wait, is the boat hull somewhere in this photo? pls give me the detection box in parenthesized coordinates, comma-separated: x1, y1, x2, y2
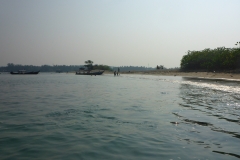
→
(76, 70, 104, 75)
(10, 71, 40, 75)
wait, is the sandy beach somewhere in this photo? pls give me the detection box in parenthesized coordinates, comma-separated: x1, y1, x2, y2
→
(105, 70, 240, 81)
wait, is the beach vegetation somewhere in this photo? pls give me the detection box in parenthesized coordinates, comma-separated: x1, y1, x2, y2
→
(180, 47, 240, 71)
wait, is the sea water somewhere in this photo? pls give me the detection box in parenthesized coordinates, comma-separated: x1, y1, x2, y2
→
(0, 73, 240, 160)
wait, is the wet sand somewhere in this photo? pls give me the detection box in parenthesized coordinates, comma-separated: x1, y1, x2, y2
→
(105, 70, 240, 81)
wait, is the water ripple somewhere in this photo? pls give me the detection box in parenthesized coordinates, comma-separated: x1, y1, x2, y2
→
(1, 74, 240, 159)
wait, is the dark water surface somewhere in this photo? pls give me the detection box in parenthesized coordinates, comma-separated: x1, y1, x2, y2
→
(0, 73, 240, 160)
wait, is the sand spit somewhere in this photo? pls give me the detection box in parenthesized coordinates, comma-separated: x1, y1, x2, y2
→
(105, 70, 240, 81)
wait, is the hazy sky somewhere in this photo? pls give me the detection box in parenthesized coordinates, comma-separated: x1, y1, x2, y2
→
(0, 0, 239, 68)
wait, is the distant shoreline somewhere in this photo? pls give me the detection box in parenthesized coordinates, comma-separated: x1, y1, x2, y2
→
(105, 70, 240, 81)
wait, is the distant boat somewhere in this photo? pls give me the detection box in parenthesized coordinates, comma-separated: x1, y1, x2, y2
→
(10, 70, 40, 75)
(76, 70, 104, 76)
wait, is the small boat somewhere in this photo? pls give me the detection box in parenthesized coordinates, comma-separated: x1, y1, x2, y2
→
(76, 70, 104, 76)
(10, 70, 40, 75)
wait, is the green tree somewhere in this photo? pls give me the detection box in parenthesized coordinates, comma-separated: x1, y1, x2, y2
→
(180, 47, 240, 71)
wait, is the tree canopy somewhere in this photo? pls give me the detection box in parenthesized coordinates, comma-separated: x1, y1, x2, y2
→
(180, 47, 240, 71)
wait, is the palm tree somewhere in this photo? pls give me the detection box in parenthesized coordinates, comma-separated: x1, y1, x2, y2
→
(85, 60, 93, 65)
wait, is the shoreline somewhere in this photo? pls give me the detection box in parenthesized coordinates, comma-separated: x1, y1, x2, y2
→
(105, 70, 240, 81)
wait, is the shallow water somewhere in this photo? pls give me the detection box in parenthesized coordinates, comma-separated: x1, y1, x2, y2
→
(0, 73, 240, 159)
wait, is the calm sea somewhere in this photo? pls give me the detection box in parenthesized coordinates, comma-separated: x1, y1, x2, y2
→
(0, 73, 240, 160)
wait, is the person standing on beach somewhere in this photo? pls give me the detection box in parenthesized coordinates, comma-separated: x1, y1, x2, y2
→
(114, 71, 116, 76)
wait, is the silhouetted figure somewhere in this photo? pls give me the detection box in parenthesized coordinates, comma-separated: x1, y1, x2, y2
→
(114, 71, 116, 76)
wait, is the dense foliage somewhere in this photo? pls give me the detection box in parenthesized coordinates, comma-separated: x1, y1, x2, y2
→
(180, 47, 240, 71)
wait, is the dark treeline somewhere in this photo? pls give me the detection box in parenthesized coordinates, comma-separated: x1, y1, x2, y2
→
(112, 66, 155, 72)
(0, 63, 111, 72)
(181, 47, 240, 71)
(0, 63, 154, 72)
(1, 63, 81, 72)
(0, 63, 112, 72)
